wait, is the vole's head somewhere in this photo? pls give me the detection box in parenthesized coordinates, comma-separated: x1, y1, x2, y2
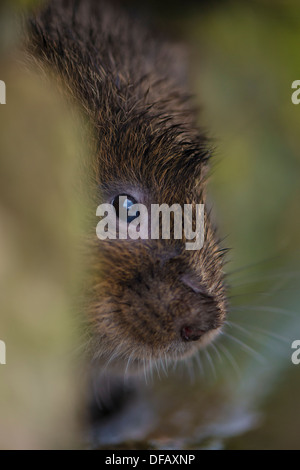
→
(87, 100, 227, 373)
(27, 0, 227, 372)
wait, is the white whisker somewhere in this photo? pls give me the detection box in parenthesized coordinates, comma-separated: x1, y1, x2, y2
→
(227, 320, 289, 344)
(218, 342, 241, 378)
(230, 305, 297, 318)
(194, 351, 204, 377)
(221, 331, 266, 364)
(204, 349, 217, 379)
(210, 342, 223, 364)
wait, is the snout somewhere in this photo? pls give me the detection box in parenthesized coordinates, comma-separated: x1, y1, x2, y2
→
(178, 287, 224, 343)
(102, 243, 227, 360)
(180, 325, 207, 342)
(118, 271, 224, 351)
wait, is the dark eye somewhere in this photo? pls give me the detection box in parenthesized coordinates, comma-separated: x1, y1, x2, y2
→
(112, 194, 140, 223)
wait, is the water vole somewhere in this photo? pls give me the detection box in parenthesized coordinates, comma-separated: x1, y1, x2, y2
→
(27, 0, 227, 376)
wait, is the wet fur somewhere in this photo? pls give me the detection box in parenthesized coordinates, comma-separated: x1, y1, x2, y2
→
(26, 0, 227, 375)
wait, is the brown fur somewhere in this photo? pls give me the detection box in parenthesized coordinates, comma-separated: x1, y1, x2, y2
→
(26, 0, 227, 374)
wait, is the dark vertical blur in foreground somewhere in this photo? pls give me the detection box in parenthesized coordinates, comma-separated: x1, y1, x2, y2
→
(0, 0, 300, 449)
(0, 0, 89, 449)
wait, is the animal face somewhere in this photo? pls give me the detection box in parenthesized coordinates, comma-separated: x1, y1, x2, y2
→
(87, 118, 227, 372)
(27, 0, 228, 374)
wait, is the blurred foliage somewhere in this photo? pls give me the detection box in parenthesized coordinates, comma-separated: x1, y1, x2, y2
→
(1, 0, 300, 450)
(0, 54, 90, 448)
(1, 0, 43, 9)
(187, 0, 300, 450)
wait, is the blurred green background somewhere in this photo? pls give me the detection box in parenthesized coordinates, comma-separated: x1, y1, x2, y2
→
(194, 0, 300, 449)
(1, 0, 300, 450)
(117, 0, 300, 450)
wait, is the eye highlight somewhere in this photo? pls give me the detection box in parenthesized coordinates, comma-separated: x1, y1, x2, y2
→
(112, 194, 140, 223)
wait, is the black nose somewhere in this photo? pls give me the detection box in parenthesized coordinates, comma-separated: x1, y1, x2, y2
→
(181, 325, 206, 342)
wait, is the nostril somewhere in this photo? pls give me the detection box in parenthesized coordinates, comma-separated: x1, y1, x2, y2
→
(181, 325, 206, 342)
